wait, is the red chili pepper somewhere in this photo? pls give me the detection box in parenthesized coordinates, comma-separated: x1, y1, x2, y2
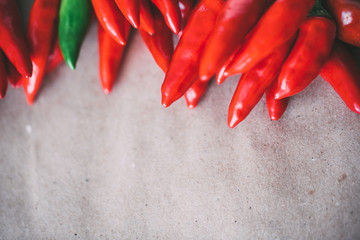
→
(6, 61, 22, 88)
(198, 0, 268, 81)
(45, 37, 64, 74)
(115, 0, 140, 28)
(222, 0, 316, 78)
(324, 0, 360, 47)
(184, 79, 208, 109)
(0, 0, 32, 78)
(22, 0, 60, 105)
(178, 0, 195, 37)
(266, 81, 289, 120)
(320, 41, 360, 114)
(139, 0, 155, 35)
(161, 0, 224, 107)
(92, 0, 129, 45)
(0, 52, 8, 99)
(139, 8, 174, 73)
(228, 37, 294, 128)
(150, 0, 182, 34)
(98, 22, 130, 94)
(274, 16, 336, 99)
(216, 54, 237, 85)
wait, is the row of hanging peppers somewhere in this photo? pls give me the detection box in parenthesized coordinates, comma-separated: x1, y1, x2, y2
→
(0, 0, 359, 128)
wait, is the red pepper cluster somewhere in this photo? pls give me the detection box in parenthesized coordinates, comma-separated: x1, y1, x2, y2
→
(162, 0, 360, 128)
(0, 0, 359, 128)
(0, 0, 62, 104)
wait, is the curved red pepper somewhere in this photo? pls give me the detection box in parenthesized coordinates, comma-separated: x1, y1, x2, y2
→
(184, 79, 208, 109)
(98, 22, 130, 94)
(6, 61, 22, 88)
(320, 41, 360, 114)
(92, 0, 129, 45)
(22, 0, 60, 105)
(324, 0, 360, 47)
(266, 81, 289, 120)
(0, 52, 8, 99)
(223, 0, 316, 78)
(161, 0, 223, 107)
(0, 0, 32, 78)
(227, 37, 294, 128)
(139, 0, 155, 35)
(150, 0, 182, 34)
(274, 16, 336, 99)
(115, 0, 140, 28)
(199, 0, 268, 81)
(45, 37, 64, 74)
(216, 54, 237, 85)
(139, 9, 174, 73)
(178, 0, 195, 37)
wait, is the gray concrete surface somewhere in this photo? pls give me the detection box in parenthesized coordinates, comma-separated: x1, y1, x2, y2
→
(0, 2, 360, 239)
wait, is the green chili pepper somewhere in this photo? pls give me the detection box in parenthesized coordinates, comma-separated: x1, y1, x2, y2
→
(59, 0, 91, 70)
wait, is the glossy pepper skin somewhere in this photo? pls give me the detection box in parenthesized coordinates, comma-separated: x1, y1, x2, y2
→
(266, 81, 289, 120)
(92, 0, 129, 45)
(161, 0, 224, 107)
(274, 16, 336, 99)
(98, 22, 130, 94)
(178, 0, 195, 37)
(184, 79, 209, 109)
(22, 0, 60, 105)
(199, 0, 268, 81)
(7, 61, 22, 88)
(324, 0, 360, 47)
(222, 0, 316, 77)
(0, 0, 32, 78)
(320, 41, 360, 114)
(115, 0, 140, 28)
(139, 9, 174, 73)
(46, 37, 64, 74)
(139, 0, 155, 35)
(59, 0, 92, 70)
(150, 0, 182, 34)
(227, 38, 294, 128)
(0, 52, 8, 98)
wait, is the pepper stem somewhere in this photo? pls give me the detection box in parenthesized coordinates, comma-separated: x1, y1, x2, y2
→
(309, 0, 332, 18)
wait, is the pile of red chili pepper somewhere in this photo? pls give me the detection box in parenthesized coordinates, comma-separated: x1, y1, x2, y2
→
(0, 0, 359, 127)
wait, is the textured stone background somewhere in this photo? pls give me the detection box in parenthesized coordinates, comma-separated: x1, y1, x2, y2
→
(0, 1, 359, 239)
